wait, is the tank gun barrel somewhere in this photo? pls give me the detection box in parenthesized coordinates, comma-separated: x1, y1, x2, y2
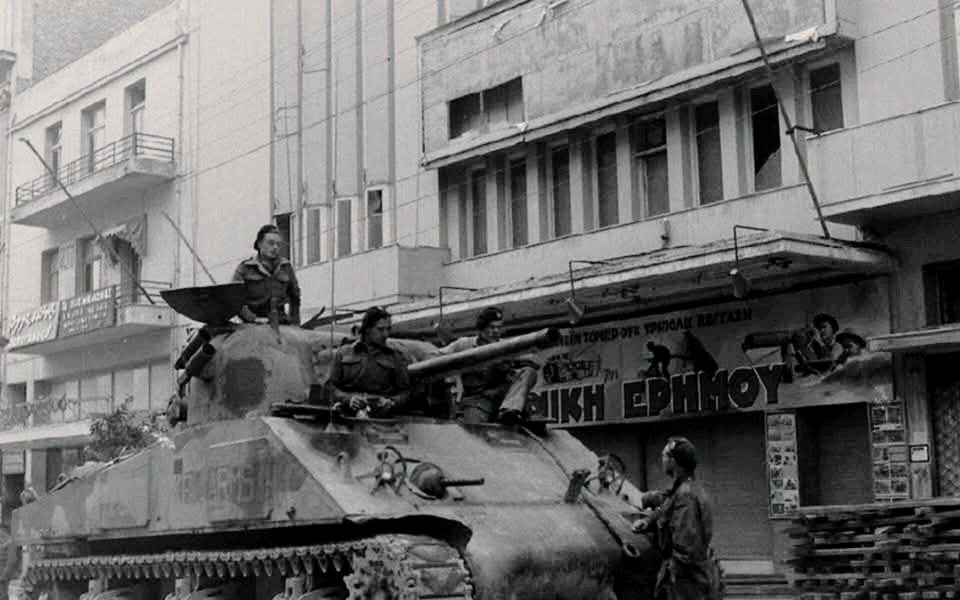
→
(406, 328, 560, 380)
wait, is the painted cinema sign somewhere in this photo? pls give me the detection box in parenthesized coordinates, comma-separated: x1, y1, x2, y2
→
(529, 280, 892, 425)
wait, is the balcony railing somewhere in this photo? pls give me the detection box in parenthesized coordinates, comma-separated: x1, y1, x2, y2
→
(0, 395, 123, 430)
(15, 132, 175, 206)
(114, 279, 172, 308)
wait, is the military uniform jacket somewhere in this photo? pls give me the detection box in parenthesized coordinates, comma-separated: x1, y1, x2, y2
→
(232, 256, 301, 324)
(324, 341, 411, 410)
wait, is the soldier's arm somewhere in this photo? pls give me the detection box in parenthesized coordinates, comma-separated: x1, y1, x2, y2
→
(232, 264, 257, 323)
(323, 350, 353, 405)
(384, 356, 412, 413)
(286, 266, 302, 326)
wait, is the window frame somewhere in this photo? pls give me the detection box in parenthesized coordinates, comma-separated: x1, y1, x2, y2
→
(125, 79, 146, 136)
(631, 114, 670, 219)
(745, 82, 783, 193)
(466, 163, 488, 257)
(40, 248, 60, 303)
(81, 100, 107, 173)
(591, 124, 620, 229)
(805, 59, 845, 134)
(506, 151, 528, 248)
(76, 236, 103, 295)
(365, 186, 387, 251)
(546, 139, 572, 239)
(691, 98, 725, 206)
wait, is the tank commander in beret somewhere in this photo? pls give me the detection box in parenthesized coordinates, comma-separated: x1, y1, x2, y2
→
(233, 224, 301, 326)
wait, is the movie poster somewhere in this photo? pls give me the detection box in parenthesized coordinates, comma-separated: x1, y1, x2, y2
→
(767, 412, 800, 516)
(527, 279, 893, 425)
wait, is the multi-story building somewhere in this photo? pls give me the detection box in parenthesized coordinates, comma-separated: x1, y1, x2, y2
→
(0, 0, 471, 522)
(0, 0, 280, 513)
(391, 0, 960, 582)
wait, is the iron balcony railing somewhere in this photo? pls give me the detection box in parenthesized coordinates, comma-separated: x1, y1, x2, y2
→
(114, 279, 172, 308)
(0, 395, 121, 429)
(15, 132, 175, 206)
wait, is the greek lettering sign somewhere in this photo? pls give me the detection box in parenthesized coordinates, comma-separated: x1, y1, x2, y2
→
(7, 302, 60, 349)
(529, 279, 893, 425)
(59, 287, 116, 338)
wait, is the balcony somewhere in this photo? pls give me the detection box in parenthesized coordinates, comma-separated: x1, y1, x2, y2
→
(0, 396, 132, 451)
(297, 244, 450, 308)
(809, 101, 960, 226)
(12, 133, 175, 228)
(6, 280, 175, 355)
(391, 188, 894, 333)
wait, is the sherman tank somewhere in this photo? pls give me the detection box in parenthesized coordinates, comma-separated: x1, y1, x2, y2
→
(11, 284, 660, 600)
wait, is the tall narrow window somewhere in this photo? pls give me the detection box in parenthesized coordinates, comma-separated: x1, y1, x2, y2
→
(336, 199, 352, 258)
(810, 63, 843, 133)
(751, 85, 781, 191)
(634, 118, 669, 217)
(41, 249, 59, 303)
(596, 131, 619, 228)
(82, 101, 106, 173)
(470, 169, 487, 256)
(275, 213, 292, 261)
(508, 158, 527, 247)
(77, 238, 102, 294)
(126, 79, 146, 136)
(695, 102, 724, 205)
(45, 122, 62, 178)
(551, 145, 571, 237)
(367, 189, 384, 250)
(305, 207, 323, 264)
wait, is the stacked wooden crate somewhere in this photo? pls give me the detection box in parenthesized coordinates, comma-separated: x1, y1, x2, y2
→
(790, 499, 960, 599)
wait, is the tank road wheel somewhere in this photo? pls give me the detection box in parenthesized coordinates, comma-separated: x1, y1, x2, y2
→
(25, 535, 472, 600)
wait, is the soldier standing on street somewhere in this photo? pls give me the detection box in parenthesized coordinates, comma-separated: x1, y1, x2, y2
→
(233, 224, 302, 326)
(324, 307, 411, 418)
(633, 437, 723, 600)
(437, 306, 541, 424)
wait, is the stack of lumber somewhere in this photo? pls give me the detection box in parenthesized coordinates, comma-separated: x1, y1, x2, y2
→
(790, 499, 960, 599)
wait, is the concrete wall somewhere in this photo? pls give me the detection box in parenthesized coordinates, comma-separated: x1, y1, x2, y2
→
(28, 0, 176, 84)
(420, 0, 835, 155)
(189, 0, 270, 287)
(269, 0, 444, 310)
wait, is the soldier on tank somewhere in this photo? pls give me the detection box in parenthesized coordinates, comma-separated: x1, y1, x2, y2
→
(324, 307, 411, 418)
(232, 224, 302, 326)
(435, 306, 541, 424)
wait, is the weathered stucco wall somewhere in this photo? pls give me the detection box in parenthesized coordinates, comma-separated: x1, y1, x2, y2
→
(420, 0, 832, 154)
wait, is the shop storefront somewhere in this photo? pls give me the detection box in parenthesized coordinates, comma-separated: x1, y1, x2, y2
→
(530, 278, 901, 572)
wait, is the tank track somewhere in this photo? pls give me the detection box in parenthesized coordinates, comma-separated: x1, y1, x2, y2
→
(24, 534, 473, 599)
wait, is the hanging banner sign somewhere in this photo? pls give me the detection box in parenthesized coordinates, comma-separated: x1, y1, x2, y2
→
(6, 301, 60, 349)
(528, 279, 893, 425)
(59, 287, 116, 338)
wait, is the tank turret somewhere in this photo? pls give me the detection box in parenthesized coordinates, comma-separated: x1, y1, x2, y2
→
(12, 285, 661, 599)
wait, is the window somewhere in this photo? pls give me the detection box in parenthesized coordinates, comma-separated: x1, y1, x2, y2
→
(336, 198, 352, 257)
(809, 63, 843, 133)
(551, 145, 571, 238)
(924, 260, 960, 325)
(449, 94, 482, 139)
(77, 237, 102, 294)
(695, 101, 723, 205)
(595, 131, 619, 228)
(126, 79, 146, 136)
(470, 168, 487, 256)
(508, 157, 528, 247)
(750, 85, 781, 191)
(448, 78, 523, 139)
(305, 207, 323, 264)
(275, 213, 292, 261)
(366, 189, 384, 250)
(82, 101, 106, 173)
(44, 122, 62, 177)
(633, 118, 669, 217)
(41, 248, 59, 303)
